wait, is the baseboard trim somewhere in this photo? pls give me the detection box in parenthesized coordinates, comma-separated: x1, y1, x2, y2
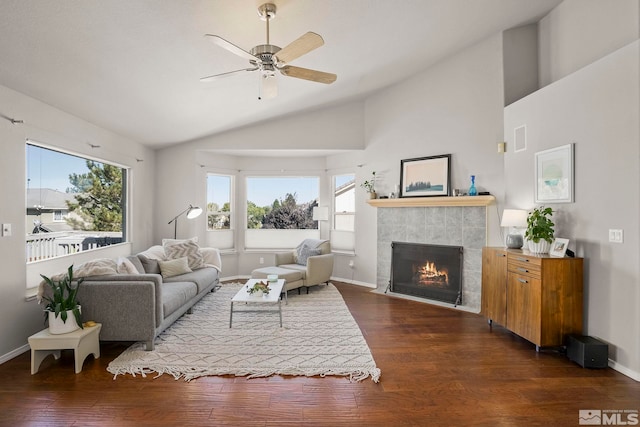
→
(608, 359, 640, 382)
(0, 343, 29, 365)
(330, 276, 375, 288)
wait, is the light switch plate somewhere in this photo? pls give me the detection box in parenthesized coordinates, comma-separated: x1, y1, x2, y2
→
(2, 223, 11, 237)
(609, 229, 623, 243)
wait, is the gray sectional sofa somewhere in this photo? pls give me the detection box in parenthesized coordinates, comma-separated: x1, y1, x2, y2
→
(75, 245, 220, 350)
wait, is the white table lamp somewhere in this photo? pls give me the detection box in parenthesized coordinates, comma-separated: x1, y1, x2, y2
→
(501, 209, 528, 249)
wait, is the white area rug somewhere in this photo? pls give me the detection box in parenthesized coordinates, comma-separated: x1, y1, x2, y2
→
(107, 283, 380, 382)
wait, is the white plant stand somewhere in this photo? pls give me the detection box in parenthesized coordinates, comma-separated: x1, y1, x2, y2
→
(28, 323, 101, 374)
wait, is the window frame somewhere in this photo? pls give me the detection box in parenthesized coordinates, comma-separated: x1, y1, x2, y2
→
(25, 140, 129, 264)
(244, 174, 321, 249)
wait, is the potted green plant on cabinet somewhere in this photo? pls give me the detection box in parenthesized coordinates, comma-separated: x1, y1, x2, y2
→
(524, 206, 555, 254)
(38, 265, 84, 334)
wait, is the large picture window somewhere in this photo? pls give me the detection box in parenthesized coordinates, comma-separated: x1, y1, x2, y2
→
(245, 176, 319, 249)
(26, 142, 127, 262)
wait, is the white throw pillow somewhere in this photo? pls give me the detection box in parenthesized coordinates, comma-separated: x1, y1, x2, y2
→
(163, 239, 205, 270)
(116, 257, 139, 275)
(74, 258, 119, 277)
(158, 257, 192, 279)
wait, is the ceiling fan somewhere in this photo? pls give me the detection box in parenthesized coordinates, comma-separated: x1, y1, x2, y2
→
(201, 3, 337, 99)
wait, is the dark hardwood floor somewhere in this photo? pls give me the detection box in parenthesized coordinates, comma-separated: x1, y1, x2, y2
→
(1, 281, 638, 426)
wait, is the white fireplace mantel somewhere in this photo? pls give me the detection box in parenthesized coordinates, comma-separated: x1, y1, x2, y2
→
(366, 195, 495, 208)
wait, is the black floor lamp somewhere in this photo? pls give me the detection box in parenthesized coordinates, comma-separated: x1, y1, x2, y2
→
(168, 204, 203, 239)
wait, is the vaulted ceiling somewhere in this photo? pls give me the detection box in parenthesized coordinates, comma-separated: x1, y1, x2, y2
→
(0, 0, 561, 147)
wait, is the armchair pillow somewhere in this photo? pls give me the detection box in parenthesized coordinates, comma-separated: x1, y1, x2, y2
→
(297, 245, 321, 266)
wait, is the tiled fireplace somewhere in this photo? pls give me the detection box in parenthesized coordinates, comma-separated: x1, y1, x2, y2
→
(375, 203, 488, 312)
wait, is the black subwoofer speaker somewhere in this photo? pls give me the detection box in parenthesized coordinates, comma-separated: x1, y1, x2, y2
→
(567, 335, 608, 369)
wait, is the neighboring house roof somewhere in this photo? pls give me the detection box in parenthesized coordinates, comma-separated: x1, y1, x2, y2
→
(26, 188, 77, 210)
(335, 180, 355, 197)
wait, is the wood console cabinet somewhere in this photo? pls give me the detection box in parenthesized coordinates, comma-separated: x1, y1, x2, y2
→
(481, 247, 583, 349)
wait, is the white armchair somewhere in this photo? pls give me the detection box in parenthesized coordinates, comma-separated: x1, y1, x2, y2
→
(275, 240, 334, 291)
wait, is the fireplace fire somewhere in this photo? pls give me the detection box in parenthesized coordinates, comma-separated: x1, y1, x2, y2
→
(390, 241, 463, 305)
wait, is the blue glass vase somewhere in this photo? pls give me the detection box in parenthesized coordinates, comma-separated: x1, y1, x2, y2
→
(469, 175, 477, 196)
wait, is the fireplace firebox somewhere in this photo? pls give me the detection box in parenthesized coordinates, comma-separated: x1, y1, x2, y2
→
(390, 241, 463, 305)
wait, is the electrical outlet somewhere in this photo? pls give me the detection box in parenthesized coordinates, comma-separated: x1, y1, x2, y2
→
(608, 229, 623, 243)
(348, 260, 354, 268)
(259, 257, 264, 265)
(2, 223, 11, 237)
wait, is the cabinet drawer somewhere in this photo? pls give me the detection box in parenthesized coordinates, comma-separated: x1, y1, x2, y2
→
(508, 254, 541, 278)
(508, 261, 541, 278)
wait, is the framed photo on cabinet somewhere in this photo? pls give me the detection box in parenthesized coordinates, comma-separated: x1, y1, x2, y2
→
(550, 238, 570, 257)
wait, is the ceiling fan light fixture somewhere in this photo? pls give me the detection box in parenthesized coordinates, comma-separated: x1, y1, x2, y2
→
(260, 73, 278, 99)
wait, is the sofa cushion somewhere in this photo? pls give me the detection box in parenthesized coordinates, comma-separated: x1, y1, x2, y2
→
(138, 255, 161, 274)
(164, 267, 219, 293)
(158, 257, 192, 279)
(163, 240, 205, 270)
(277, 263, 307, 279)
(162, 281, 197, 317)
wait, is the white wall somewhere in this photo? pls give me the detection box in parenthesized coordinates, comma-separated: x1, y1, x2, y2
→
(505, 1, 640, 379)
(538, 0, 639, 86)
(0, 84, 155, 359)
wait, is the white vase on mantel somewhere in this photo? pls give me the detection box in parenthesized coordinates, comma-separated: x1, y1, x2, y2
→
(47, 308, 81, 334)
(528, 239, 551, 254)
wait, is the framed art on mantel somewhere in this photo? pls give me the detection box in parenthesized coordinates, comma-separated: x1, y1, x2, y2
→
(535, 143, 574, 203)
(400, 154, 451, 197)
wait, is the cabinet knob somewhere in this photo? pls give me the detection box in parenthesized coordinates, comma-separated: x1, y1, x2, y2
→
(516, 257, 530, 262)
(518, 267, 529, 273)
(518, 278, 528, 284)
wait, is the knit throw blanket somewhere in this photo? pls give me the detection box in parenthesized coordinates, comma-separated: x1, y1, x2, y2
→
(107, 283, 380, 382)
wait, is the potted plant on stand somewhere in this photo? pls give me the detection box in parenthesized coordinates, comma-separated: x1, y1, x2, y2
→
(361, 171, 377, 199)
(38, 265, 84, 334)
(524, 206, 555, 254)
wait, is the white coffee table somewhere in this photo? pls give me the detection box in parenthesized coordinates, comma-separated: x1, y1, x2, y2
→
(229, 279, 285, 328)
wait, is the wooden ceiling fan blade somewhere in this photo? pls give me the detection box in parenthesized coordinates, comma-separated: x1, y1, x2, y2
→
(204, 34, 260, 62)
(274, 32, 324, 64)
(200, 67, 259, 82)
(279, 65, 337, 84)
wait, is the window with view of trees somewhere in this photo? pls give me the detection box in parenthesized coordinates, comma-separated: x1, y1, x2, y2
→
(207, 174, 232, 230)
(245, 176, 319, 249)
(25, 142, 127, 262)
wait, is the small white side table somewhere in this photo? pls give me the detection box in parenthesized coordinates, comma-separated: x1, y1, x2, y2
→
(28, 323, 101, 374)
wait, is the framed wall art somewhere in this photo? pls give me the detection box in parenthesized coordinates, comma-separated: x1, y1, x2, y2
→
(535, 143, 574, 203)
(400, 154, 451, 197)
